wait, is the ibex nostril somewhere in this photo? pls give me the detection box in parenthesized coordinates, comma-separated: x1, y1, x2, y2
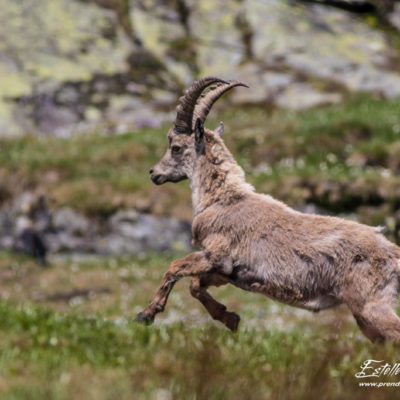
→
(149, 168, 154, 174)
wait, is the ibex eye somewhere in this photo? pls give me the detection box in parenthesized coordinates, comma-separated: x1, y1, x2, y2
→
(171, 145, 181, 153)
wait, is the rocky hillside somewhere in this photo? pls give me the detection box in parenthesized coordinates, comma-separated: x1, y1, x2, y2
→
(2, 0, 400, 136)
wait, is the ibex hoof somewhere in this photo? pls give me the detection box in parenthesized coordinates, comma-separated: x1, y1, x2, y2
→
(224, 311, 240, 332)
(135, 312, 154, 325)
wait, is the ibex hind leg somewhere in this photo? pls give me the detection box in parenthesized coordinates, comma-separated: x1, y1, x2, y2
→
(345, 281, 400, 343)
(190, 274, 240, 332)
(353, 304, 400, 343)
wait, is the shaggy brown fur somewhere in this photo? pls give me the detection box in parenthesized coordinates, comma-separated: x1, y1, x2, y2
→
(137, 79, 400, 343)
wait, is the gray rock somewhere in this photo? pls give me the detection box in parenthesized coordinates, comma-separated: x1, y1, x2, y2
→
(52, 207, 90, 236)
(262, 72, 294, 94)
(36, 104, 79, 137)
(340, 66, 400, 98)
(11, 192, 36, 215)
(231, 64, 268, 104)
(249, 0, 400, 98)
(95, 233, 144, 256)
(104, 210, 192, 255)
(295, 204, 332, 216)
(389, 3, 400, 31)
(0, 203, 192, 256)
(275, 83, 342, 110)
(0, 196, 192, 256)
(45, 231, 95, 254)
(3, 0, 400, 136)
(106, 96, 167, 133)
(0, 210, 14, 237)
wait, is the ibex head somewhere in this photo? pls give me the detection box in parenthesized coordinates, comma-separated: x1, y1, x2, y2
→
(149, 77, 248, 185)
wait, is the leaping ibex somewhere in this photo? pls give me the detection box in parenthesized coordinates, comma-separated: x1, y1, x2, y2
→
(136, 76, 400, 342)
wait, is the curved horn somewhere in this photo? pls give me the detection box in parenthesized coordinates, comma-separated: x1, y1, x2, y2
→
(192, 80, 249, 128)
(174, 76, 229, 134)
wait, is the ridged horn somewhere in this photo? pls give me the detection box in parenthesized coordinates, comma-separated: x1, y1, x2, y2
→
(174, 77, 229, 134)
(192, 80, 249, 128)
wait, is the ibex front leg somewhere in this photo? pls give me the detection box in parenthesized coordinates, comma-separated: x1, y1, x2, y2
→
(136, 252, 213, 324)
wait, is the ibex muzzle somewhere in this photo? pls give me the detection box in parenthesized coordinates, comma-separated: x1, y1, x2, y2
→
(138, 76, 400, 344)
(149, 127, 194, 185)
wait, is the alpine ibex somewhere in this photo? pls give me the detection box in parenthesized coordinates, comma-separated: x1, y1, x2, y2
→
(136, 76, 400, 343)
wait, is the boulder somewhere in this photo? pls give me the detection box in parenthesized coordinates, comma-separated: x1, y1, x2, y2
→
(275, 83, 342, 110)
(2, 0, 400, 135)
(52, 207, 90, 236)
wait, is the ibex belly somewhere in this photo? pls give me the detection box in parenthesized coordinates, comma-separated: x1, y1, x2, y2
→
(227, 264, 342, 312)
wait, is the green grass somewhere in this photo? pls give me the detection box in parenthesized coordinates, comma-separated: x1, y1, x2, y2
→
(0, 127, 177, 216)
(0, 251, 400, 399)
(1, 94, 400, 226)
(2, 96, 400, 397)
(0, 301, 397, 400)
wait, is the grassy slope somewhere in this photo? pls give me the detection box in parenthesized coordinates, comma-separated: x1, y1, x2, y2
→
(0, 251, 399, 400)
(1, 96, 400, 398)
(1, 95, 400, 225)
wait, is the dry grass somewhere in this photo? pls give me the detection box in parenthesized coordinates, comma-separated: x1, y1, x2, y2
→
(0, 251, 399, 399)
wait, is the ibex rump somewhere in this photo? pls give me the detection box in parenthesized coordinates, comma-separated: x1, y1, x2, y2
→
(136, 77, 400, 342)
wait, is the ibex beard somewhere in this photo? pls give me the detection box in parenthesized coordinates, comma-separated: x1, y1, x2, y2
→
(136, 76, 400, 343)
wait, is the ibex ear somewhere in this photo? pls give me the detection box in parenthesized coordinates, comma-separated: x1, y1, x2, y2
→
(215, 121, 224, 137)
(194, 118, 205, 154)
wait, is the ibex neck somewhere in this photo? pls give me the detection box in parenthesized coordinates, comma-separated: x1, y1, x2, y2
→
(190, 156, 254, 216)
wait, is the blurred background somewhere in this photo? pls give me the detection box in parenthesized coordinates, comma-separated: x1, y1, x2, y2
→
(1, 1, 400, 399)
(2, 0, 400, 259)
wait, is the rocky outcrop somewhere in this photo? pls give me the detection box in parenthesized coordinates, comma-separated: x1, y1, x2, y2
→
(0, 193, 192, 257)
(2, 0, 400, 136)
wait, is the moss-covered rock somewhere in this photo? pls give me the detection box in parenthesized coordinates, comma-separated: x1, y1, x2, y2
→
(2, 0, 400, 135)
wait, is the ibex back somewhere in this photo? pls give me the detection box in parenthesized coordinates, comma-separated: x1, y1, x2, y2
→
(136, 77, 400, 343)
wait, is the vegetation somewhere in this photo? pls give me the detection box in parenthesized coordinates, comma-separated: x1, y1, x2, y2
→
(2, 95, 400, 398)
(1, 95, 400, 231)
(0, 250, 399, 400)
(2, 1, 400, 398)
